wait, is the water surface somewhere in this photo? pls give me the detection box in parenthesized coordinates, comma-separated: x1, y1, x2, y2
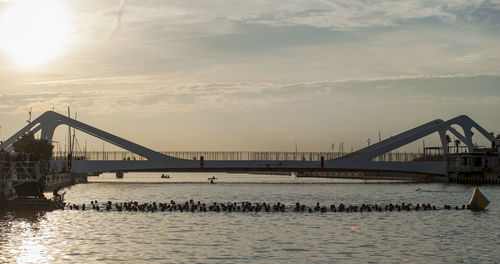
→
(1, 173, 499, 263)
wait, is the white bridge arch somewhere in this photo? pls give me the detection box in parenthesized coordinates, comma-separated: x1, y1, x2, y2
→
(3, 111, 499, 176)
(3, 111, 176, 161)
(342, 115, 498, 162)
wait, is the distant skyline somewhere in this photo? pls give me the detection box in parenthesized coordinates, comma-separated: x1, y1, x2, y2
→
(1, 0, 499, 152)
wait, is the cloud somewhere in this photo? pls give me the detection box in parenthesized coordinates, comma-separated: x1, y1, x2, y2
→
(102, 0, 126, 41)
(3, 72, 499, 151)
(72, 0, 496, 48)
(109, 0, 492, 32)
(454, 53, 485, 63)
(5, 0, 493, 87)
(245, 1, 456, 29)
(0, 73, 495, 117)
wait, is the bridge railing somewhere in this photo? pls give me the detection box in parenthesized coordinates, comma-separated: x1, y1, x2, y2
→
(373, 152, 444, 162)
(53, 151, 434, 162)
(53, 151, 347, 161)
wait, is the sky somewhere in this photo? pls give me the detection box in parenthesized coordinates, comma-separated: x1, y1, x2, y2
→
(0, 0, 499, 153)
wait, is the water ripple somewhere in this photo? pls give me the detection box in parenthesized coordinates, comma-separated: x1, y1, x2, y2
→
(1, 177, 499, 263)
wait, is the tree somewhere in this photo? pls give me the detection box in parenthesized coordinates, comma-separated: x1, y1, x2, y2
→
(445, 134, 451, 153)
(454, 139, 461, 153)
(12, 133, 53, 161)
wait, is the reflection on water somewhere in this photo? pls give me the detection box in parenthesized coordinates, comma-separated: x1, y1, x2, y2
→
(0, 209, 47, 222)
(0, 173, 499, 263)
(0, 210, 52, 263)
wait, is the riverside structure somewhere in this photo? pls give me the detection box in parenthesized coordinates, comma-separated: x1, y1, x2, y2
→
(0, 158, 87, 208)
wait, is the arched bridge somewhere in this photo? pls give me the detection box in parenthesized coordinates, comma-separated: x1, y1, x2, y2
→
(3, 111, 499, 177)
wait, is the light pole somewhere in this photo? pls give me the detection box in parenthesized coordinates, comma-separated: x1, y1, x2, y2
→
(294, 141, 297, 160)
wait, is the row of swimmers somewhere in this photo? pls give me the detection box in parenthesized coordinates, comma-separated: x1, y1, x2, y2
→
(65, 200, 285, 213)
(298, 202, 470, 213)
(64, 200, 471, 213)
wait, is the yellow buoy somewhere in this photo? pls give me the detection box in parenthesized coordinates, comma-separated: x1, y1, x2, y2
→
(468, 187, 490, 211)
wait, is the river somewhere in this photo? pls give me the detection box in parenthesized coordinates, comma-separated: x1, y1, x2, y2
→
(1, 173, 499, 263)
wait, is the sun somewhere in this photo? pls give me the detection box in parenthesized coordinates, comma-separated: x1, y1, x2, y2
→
(0, 0, 71, 69)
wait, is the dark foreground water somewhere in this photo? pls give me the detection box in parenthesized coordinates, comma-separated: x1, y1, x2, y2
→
(1, 173, 499, 263)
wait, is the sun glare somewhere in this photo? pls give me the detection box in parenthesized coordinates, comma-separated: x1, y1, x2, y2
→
(0, 0, 71, 69)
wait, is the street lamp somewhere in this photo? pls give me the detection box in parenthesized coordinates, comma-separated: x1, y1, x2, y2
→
(293, 141, 298, 160)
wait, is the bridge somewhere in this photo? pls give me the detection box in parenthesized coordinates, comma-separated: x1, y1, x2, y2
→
(3, 111, 499, 178)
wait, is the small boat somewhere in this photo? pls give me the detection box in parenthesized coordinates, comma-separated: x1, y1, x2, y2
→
(468, 187, 490, 210)
(291, 172, 306, 178)
(116, 171, 124, 179)
(208, 176, 217, 184)
(161, 173, 170, 179)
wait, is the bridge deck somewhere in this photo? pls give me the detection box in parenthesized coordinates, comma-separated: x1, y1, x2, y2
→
(54, 150, 433, 162)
